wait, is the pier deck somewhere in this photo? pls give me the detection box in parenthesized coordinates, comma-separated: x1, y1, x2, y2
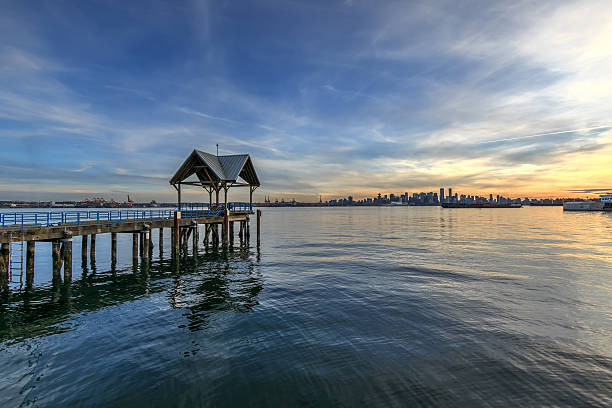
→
(0, 210, 250, 243)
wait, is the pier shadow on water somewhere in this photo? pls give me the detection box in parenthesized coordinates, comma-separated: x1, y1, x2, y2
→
(0, 246, 263, 346)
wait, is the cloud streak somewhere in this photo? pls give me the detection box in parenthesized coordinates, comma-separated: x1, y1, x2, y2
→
(0, 0, 611, 201)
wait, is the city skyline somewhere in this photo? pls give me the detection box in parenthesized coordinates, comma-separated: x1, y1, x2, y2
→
(313, 187, 602, 206)
(1, 185, 609, 207)
(1, 1, 612, 201)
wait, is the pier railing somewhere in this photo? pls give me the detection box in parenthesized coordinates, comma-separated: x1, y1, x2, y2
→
(0, 202, 253, 229)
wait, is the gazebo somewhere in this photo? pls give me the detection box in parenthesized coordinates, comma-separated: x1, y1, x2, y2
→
(169, 149, 260, 211)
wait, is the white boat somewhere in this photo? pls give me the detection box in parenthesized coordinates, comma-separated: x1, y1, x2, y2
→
(601, 194, 612, 211)
(563, 200, 603, 211)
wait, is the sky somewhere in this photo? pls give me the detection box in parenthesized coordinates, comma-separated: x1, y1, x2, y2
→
(1, 0, 611, 203)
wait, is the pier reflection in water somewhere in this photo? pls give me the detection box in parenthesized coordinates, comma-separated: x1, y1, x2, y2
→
(0, 245, 262, 346)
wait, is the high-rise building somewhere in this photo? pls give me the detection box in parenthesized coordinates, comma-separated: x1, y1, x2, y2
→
(448, 188, 452, 200)
(440, 188, 445, 203)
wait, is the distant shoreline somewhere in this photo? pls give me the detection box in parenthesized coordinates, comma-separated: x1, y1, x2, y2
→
(0, 203, 569, 209)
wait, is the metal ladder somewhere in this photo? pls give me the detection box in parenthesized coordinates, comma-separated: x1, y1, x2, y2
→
(9, 240, 24, 287)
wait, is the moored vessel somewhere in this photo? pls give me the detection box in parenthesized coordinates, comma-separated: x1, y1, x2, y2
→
(601, 194, 612, 212)
(563, 200, 604, 211)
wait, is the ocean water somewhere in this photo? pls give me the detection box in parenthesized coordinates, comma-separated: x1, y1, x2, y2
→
(0, 206, 611, 407)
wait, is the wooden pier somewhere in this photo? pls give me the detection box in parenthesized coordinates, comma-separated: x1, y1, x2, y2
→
(0, 149, 263, 292)
(0, 208, 260, 290)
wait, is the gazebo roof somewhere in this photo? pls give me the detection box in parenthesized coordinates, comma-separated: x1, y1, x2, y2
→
(170, 149, 260, 187)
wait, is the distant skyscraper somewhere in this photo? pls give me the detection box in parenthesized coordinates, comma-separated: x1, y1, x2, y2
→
(448, 188, 452, 199)
(440, 188, 445, 203)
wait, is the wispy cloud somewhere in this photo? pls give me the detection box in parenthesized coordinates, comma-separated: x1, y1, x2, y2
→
(476, 125, 612, 145)
(177, 107, 242, 124)
(0, 0, 611, 201)
(104, 85, 157, 101)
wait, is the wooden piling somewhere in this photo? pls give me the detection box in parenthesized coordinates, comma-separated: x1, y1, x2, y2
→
(90, 234, 96, 259)
(62, 238, 72, 282)
(26, 241, 35, 287)
(111, 232, 117, 264)
(192, 225, 198, 253)
(132, 233, 138, 261)
(149, 230, 153, 259)
(142, 230, 150, 259)
(81, 235, 88, 261)
(257, 209, 261, 247)
(183, 228, 192, 250)
(229, 221, 234, 246)
(139, 232, 144, 257)
(174, 211, 181, 253)
(203, 225, 210, 246)
(0, 243, 9, 289)
(52, 240, 62, 282)
(224, 209, 230, 246)
(159, 228, 164, 249)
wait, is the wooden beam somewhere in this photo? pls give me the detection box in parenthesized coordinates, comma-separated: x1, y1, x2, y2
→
(90, 234, 96, 260)
(201, 166, 216, 186)
(173, 211, 181, 253)
(62, 238, 72, 282)
(111, 232, 117, 264)
(257, 209, 261, 247)
(52, 240, 62, 282)
(142, 229, 150, 259)
(132, 233, 138, 262)
(178, 183, 182, 210)
(0, 243, 8, 290)
(26, 241, 35, 288)
(81, 235, 88, 261)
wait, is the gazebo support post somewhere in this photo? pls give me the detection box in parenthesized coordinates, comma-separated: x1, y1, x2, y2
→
(178, 183, 182, 211)
(223, 184, 229, 246)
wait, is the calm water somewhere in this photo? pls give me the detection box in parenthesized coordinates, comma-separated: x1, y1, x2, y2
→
(1, 206, 611, 407)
